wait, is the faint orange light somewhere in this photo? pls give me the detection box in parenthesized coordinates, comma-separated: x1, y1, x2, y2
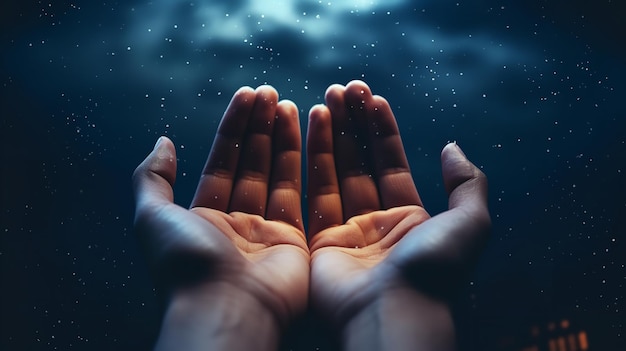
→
(578, 331, 588, 350)
(568, 334, 578, 351)
(560, 319, 570, 329)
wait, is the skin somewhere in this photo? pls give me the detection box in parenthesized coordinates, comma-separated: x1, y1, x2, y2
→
(133, 80, 490, 351)
(307, 81, 491, 350)
(132, 86, 309, 351)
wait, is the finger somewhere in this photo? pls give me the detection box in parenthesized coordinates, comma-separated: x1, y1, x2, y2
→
(266, 100, 303, 230)
(364, 95, 422, 208)
(191, 86, 256, 210)
(327, 81, 380, 219)
(435, 142, 491, 262)
(132, 136, 177, 212)
(441, 143, 489, 219)
(229, 85, 278, 215)
(307, 104, 343, 236)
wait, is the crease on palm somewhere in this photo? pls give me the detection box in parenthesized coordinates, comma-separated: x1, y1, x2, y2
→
(310, 205, 430, 263)
(190, 207, 307, 252)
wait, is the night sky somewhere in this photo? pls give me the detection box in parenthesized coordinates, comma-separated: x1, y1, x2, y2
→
(1, 1, 625, 350)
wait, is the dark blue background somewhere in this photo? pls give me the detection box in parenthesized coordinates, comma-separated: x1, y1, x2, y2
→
(1, 1, 624, 350)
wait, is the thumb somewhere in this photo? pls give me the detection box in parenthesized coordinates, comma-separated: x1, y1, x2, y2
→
(441, 142, 489, 219)
(386, 143, 490, 299)
(132, 136, 177, 209)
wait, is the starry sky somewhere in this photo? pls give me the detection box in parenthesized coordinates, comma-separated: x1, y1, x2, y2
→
(1, 0, 625, 350)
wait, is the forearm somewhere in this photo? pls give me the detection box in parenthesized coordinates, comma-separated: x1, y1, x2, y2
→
(342, 288, 455, 351)
(154, 283, 281, 351)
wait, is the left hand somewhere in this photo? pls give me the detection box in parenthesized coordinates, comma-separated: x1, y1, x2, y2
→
(132, 86, 310, 328)
(306, 81, 490, 333)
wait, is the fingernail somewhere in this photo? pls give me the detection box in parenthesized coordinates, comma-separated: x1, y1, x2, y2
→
(154, 136, 164, 150)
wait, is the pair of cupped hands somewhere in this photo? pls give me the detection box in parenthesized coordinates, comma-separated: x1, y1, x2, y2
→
(132, 80, 490, 350)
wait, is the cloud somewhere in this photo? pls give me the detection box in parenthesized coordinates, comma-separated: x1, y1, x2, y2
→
(129, 0, 530, 85)
(129, 0, 409, 44)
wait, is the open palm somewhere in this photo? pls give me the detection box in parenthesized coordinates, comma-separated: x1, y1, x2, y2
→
(132, 86, 310, 326)
(306, 81, 491, 328)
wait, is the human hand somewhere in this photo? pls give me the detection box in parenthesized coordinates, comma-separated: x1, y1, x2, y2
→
(306, 80, 490, 350)
(132, 86, 309, 351)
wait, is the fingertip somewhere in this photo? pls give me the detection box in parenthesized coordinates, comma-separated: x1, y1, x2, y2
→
(275, 100, 302, 149)
(441, 143, 491, 233)
(441, 141, 470, 168)
(369, 95, 392, 115)
(371, 94, 389, 105)
(441, 141, 466, 159)
(255, 84, 279, 100)
(151, 136, 177, 179)
(441, 142, 459, 160)
(277, 99, 298, 116)
(153, 136, 163, 149)
(232, 86, 256, 102)
(324, 84, 345, 101)
(133, 136, 177, 205)
(345, 79, 369, 89)
(306, 105, 333, 154)
(307, 105, 331, 138)
(255, 84, 276, 91)
(236, 86, 255, 94)
(153, 134, 175, 154)
(345, 80, 372, 98)
(154, 135, 173, 150)
(440, 142, 486, 198)
(308, 104, 329, 121)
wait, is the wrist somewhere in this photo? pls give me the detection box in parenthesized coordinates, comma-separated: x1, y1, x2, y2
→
(342, 288, 455, 351)
(155, 282, 281, 351)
